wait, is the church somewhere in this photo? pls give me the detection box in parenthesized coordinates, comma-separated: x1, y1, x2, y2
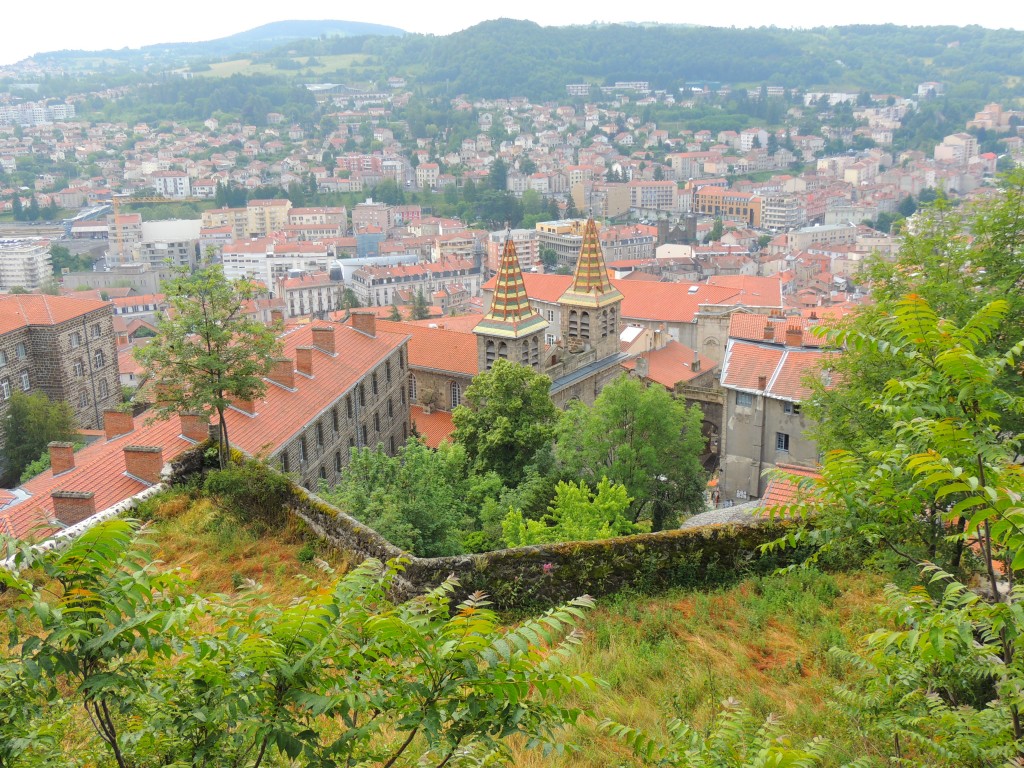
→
(472, 217, 628, 407)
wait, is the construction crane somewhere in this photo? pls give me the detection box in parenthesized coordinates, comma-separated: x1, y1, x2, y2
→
(108, 194, 205, 263)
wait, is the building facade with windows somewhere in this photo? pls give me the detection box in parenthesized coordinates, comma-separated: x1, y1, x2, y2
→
(0, 295, 120, 455)
(717, 316, 832, 503)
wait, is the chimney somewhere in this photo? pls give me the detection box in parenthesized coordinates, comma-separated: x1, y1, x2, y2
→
(351, 311, 377, 338)
(231, 395, 257, 415)
(268, 358, 296, 389)
(103, 409, 134, 440)
(179, 412, 209, 442)
(785, 326, 803, 348)
(311, 326, 336, 355)
(123, 445, 164, 485)
(635, 356, 649, 379)
(296, 346, 314, 377)
(763, 322, 775, 340)
(691, 349, 701, 373)
(51, 491, 95, 526)
(270, 308, 284, 324)
(48, 441, 75, 476)
(757, 374, 767, 390)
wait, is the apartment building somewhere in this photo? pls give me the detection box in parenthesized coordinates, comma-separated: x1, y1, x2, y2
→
(0, 239, 52, 291)
(0, 295, 120, 454)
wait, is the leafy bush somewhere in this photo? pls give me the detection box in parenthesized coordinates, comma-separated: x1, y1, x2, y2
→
(202, 457, 294, 529)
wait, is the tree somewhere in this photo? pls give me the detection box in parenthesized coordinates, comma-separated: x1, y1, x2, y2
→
(10, 193, 23, 221)
(452, 359, 559, 486)
(488, 157, 508, 191)
(26, 196, 39, 222)
(0, 518, 597, 767)
(388, 300, 402, 321)
(555, 375, 707, 531)
(134, 265, 282, 469)
(1, 392, 78, 487)
(708, 217, 724, 241)
(501, 477, 638, 547)
(411, 286, 430, 320)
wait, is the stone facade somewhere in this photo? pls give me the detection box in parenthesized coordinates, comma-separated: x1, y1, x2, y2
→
(0, 298, 120, 455)
(273, 345, 410, 491)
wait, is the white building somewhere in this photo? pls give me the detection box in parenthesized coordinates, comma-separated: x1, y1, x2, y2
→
(150, 171, 192, 199)
(0, 239, 52, 291)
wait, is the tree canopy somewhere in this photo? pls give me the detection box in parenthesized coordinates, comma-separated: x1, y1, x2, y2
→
(555, 375, 707, 530)
(452, 359, 559, 487)
(134, 265, 281, 469)
(1, 391, 77, 487)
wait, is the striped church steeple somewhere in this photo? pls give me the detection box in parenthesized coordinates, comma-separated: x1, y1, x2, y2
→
(559, 217, 623, 308)
(475, 236, 547, 336)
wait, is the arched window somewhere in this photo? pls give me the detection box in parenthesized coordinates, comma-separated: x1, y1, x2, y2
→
(580, 311, 591, 340)
(485, 340, 496, 368)
(520, 341, 530, 364)
(568, 310, 579, 337)
(530, 337, 539, 365)
(93, 350, 105, 369)
(497, 342, 508, 360)
(450, 381, 461, 408)
(408, 373, 417, 402)
(601, 309, 609, 338)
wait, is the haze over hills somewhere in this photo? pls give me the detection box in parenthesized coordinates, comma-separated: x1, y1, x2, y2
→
(25, 19, 406, 63)
(10, 18, 1024, 104)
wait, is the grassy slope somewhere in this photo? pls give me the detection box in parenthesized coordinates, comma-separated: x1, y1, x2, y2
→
(5, 492, 888, 766)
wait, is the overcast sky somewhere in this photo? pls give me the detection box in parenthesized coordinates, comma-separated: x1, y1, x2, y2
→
(6, 2, 1024, 67)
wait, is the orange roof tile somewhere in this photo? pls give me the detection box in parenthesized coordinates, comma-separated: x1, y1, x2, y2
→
(376, 319, 478, 376)
(0, 294, 108, 335)
(760, 464, 822, 510)
(728, 314, 826, 347)
(411, 406, 456, 449)
(621, 341, 717, 388)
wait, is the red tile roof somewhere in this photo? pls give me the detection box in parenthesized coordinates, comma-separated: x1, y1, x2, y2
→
(0, 294, 108, 335)
(728, 314, 826, 347)
(706, 275, 783, 308)
(410, 406, 456, 449)
(376, 319, 478, 376)
(620, 341, 717, 388)
(721, 339, 833, 401)
(760, 464, 822, 510)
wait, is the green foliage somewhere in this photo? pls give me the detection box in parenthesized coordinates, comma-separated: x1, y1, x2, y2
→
(1, 391, 77, 487)
(501, 477, 639, 547)
(601, 698, 861, 767)
(0, 519, 598, 767)
(556, 375, 707, 531)
(831, 571, 1022, 766)
(453, 359, 559, 487)
(48, 244, 93, 275)
(321, 438, 490, 557)
(202, 457, 294, 530)
(134, 264, 282, 469)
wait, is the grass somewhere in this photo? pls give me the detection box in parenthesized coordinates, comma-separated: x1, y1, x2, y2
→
(197, 54, 373, 78)
(511, 567, 890, 767)
(3, 489, 892, 766)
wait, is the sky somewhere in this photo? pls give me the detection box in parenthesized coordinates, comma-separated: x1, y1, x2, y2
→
(6, 1, 1024, 67)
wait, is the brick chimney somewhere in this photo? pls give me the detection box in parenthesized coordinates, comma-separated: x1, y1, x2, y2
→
(296, 347, 314, 377)
(763, 322, 775, 340)
(179, 412, 209, 442)
(51, 491, 95, 526)
(268, 358, 296, 389)
(270, 308, 284, 324)
(311, 326, 336, 355)
(757, 375, 767, 390)
(48, 441, 75, 476)
(351, 311, 376, 338)
(124, 445, 164, 485)
(103, 409, 134, 440)
(691, 349, 701, 374)
(231, 395, 257, 415)
(785, 326, 803, 348)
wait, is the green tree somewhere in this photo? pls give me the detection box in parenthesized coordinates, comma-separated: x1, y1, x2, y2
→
(0, 518, 597, 767)
(501, 477, 638, 546)
(555, 375, 707, 530)
(388, 300, 402, 321)
(708, 217, 724, 241)
(1, 391, 77, 487)
(488, 157, 508, 191)
(134, 265, 282, 469)
(453, 359, 559, 486)
(10, 193, 23, 221)
(322, 439, 482, 557)
(25, 196, 39, 222)
(411, 286, 430, 320)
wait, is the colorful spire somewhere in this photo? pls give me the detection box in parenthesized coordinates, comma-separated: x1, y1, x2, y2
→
(559, 218, 623, 308)
(473, 236, 547, 339)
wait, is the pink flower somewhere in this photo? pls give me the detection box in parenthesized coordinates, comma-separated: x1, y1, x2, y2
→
(542, 562, 554, 574)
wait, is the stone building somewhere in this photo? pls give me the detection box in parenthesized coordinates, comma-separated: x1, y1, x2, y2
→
(0, 294, 120, 456)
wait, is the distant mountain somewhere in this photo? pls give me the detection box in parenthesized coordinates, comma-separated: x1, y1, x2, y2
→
(29, 19, 405, 64)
